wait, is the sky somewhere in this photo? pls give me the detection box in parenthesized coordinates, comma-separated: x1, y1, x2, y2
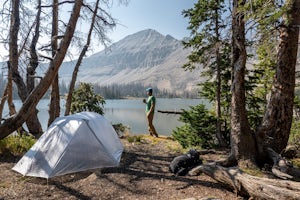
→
(0, 0, 198, 60)
(105, 0, 197, 43)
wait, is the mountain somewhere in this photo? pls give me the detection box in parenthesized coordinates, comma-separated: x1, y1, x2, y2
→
(59, 29, 202, 94)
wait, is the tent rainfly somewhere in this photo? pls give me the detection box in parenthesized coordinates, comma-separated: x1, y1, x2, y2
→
(12, 112, 123, 178)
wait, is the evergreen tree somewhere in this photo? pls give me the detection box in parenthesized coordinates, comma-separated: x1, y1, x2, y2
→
(182, 0, 230, 146)
(242, 0, 278, 130)
(246, 45, 276, 129)
(172, 104, 216, 149)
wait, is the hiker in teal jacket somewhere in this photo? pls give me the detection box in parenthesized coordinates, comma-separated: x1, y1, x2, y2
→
(143, 88, 158, 137)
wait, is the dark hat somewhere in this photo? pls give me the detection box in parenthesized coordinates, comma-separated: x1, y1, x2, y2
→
(146, 88, 152, 93)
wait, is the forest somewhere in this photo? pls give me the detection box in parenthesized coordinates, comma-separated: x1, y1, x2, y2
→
(0, 0, 300, 199)
(0, 74, 198, 100)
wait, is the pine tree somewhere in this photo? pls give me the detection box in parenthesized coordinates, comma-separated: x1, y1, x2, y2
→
(183, 0, 230, 147)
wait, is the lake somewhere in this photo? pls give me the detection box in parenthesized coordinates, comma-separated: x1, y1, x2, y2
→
(3, 98, 210, 136)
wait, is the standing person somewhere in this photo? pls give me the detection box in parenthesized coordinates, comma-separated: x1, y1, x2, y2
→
(143, 88, 159, 137)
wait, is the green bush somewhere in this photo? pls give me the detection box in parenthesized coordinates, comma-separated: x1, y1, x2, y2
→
(0, 134, 36, 156)
(172, 104, 216, 149)
(71, 82, 105, 115)
(112, 123, 130, 137)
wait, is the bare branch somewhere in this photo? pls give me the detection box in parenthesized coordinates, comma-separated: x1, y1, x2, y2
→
(18, 18, 36, 57)
(41, 1, 76, 8)
(38, 54, 53, 61)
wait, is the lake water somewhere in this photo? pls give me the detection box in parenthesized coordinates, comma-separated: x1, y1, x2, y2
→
(3, 98, 209, 136)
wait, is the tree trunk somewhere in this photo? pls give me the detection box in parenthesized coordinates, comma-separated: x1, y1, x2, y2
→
(8, 0, 21, 118)
(214, 2, 227, 147)
(26, 0, 43, 136)
(48, 75, 60, 126)
(27, 0, 41, 93)
(257, 0, 300, 154)
(0, 0, 83, 139)
(65, 0, 100, 116)
(229, 0, 256, 167)
(0, 66, 26, 134)
(0, 84, 9, 121)
(48, 0, 60, 126)
(9, 0, 42, 136)
(7, 64, 17, 117)
(216, 55, 226, 146)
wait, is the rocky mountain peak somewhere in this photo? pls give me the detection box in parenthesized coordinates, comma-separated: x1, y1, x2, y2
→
(59, 29, 201, 93)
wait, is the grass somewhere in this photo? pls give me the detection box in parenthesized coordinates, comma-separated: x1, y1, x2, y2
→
(242, 167, 265, 177)
(124, 133, 185, 153)
(292, 158, 300, 168)
(0, 182, 11, 188)
(127, 135, 143, 144)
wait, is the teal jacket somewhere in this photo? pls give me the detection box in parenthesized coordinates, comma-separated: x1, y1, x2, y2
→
(146, 96, 156, 113)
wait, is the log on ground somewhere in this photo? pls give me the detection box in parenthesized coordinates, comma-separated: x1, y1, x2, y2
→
(190, 163, 300, 200)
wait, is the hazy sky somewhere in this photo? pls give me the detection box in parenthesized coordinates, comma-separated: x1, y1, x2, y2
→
(107, 0, 197, 42)
(0, 0, 198, 60)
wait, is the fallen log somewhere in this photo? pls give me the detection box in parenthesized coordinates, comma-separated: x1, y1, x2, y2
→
(157, 110, 183, 114)
(267, 148, 300, 181)
(189, 163, 300, 200)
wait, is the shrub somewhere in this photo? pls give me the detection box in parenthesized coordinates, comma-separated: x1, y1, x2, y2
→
(0, 134, 36, 156)
(71, 82, 105, 115)
(112, 123, 130, 138)
(172, 104, 216, 149)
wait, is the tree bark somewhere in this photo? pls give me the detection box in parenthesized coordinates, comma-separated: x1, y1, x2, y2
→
(0, 0, 83, 139)
(9, 0, 42, 136)
(1, 67, 26, 134)
(0, 85, 8, 121)
(191, 163, 300, 200)
(229, 0, 257, 167)
(48, 0, 60, 126)
(8, 0, 21, 118)
(48, 75, 60, 126)
(6, 63, 17, 117)
(257, 0, 300, 154)
(27, 0, 41, 93)
(26, 0, 43, 136)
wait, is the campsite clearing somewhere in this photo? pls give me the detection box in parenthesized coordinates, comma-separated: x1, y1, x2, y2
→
(0, 136, 242, 200)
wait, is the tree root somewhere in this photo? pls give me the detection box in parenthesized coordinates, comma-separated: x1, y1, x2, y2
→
(267, 148, 300, 181)
(215, 153, 237, 167)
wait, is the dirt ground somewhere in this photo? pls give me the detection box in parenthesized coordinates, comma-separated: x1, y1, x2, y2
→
(0, 136, 244, 200)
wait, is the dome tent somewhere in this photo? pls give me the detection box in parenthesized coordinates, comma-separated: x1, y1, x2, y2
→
(12, 112, 123, 179)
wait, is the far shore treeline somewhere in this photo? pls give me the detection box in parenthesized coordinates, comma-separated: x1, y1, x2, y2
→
(0, 75, 199, 99)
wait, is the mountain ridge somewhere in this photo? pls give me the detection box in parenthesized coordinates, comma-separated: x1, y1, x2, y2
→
(59, 29, 202, 94)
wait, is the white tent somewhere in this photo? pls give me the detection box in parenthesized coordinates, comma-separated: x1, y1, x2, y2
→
(12, 112, 123, 178)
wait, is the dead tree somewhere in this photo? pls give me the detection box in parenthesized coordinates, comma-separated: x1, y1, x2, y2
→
(0, 0, 83, 139)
